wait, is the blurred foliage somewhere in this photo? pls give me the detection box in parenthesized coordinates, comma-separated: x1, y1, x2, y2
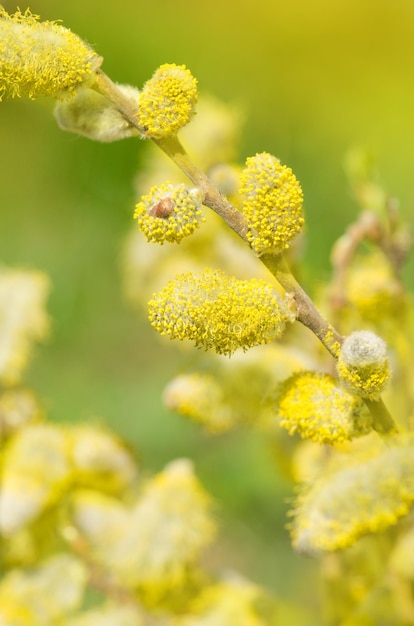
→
(1, 0, 414, 612)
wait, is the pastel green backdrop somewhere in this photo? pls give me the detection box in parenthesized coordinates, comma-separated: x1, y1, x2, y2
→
(1, 0, 413, 611)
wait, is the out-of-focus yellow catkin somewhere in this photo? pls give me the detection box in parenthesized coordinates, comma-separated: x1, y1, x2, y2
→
(178, 578, 268, 626)
(128, 459, 215, 589)
(163, 373, 234, 434)
(164, 344, 312, 434)
(63, 602, 144, 626)
(0, 388, 42, 439)
(73, 460, 215, 592)
(291, 437, 414, 554)
(0, 554, 86, 624)
(239, 152, 304, 255)
(0, 8, 100, 100)
(276, 371, 372, 444)
(137, 63, 198, 138)
(0, 268, 50, 385)
(134, 183, 205, 244)
(337, 330, 390, 399)
(69, 424, 138, 493)
(148, 268, 296, 355)
(345, 252, 406, 324)
(0, 424, 71, 536)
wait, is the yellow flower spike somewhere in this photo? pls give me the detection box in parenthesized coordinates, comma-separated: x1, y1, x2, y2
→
(0, 388, 42, 439)
(291, 437, 414, 555)
(0, 423, 71, 535)
(240, 152, 304, 255)
(276, 371, 372, 444)
(137, 63, 198, 139)
(69, 424, 138, 493)
(73, 460, 215, 593)
(134, 182, 205, 244)
(345, 252, 406, 324)
(0, 554, 87, 624)
(163, 372, 235, 433)
(337, 330, 390, 399)
(148, 268, 296, 356)
(128, 459, 215, 589)
(179, 578, 268, 626)
(0, 8, 101, 101)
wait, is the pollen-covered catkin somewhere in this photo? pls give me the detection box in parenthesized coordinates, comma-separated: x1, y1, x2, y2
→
(276, 371, 372, 444)
(148, 268, 296, 355)
(137, 63, 198, 139)
(240, 152, 304, 255)
(0, 8, 100, 100)
(134, 183, 205, 244)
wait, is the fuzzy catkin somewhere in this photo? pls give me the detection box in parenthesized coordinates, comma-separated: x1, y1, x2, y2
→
(0, 8, 100, 100)
(291, 438, 414, 554)
(148, 268, 295, 355)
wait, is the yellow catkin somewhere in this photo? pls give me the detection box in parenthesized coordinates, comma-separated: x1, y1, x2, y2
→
(0, 8, 100, 100)
(345, 252, 406, 323)
(148, 268, 296, 355)
(137, 63, 198, 138)
(291, 437, 414, 554)
(276, 371, 372, 444)
(179, 579, 267, 626)
(134, 183, 205, 244)
(72, 460, 215, 591)
(0, 554, 86, 624)
(163, 372, 235, 433)
(0, 424, 71, 535)
(239, 152, 304, 255)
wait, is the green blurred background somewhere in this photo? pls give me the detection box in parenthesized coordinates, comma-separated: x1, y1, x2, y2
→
(1, 0, 414, 613)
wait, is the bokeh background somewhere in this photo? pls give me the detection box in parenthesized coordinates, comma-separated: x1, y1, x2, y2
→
(1, 0, 414, 615)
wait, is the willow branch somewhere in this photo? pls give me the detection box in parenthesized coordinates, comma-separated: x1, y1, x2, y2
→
(94, 69, 398, 436)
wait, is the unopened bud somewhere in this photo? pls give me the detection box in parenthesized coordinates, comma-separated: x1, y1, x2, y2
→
(337, 330, 390, 399)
